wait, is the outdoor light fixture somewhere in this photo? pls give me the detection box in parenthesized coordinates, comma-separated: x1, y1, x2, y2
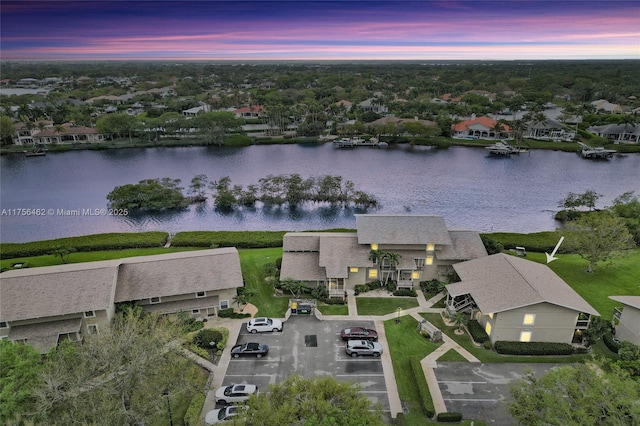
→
(162, 389, 174, 426)
(396, 306, 401, 324)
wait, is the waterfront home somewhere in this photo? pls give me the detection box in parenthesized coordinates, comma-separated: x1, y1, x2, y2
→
(12, 120, 53, 145)
(587, 123, 640, 144)
(452, 116, 511, 140)
(523, 118, 576, 141)
(280, 215, 487, 297)
(31, 124, 105, 145)
(0, 248, 243, 354)
(358, 98, 388, 114)
(445, 253, 599, 345)
(233, 105, 265, 118)
(610, 296, 640, 345)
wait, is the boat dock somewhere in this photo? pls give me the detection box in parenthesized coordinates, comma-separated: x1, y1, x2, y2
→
(485, 141, 528, 156)
(578, 142, 616, 159)
(334, 137, 381, 148)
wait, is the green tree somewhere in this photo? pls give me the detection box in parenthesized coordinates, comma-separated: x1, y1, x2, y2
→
(566, 211, 635, 272)
(451, 312, 469, 332)
(233, 288, 256, 312)
(0, 339, 42, 423)
(188, 174, 209, 201)
(50, 245, 76, 264)
(583, 316, 611, 345)
(239, 375, 385, 426)
(507, 363, 640, 425)
(0, 115, 15, 145)
(279, 278, 306, 298)
(193, 111, 242, 146)
(95, 113, 136, 140)
(106, 178, 187, 211)
(608, 191, 640, 244)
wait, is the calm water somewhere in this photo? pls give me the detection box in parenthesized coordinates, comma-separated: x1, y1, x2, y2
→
(1, 144, 639, 243)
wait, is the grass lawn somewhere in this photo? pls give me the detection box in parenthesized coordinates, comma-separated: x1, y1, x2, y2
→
(524, 249, 640, 319)
(437, 349, 469, 362)
(317, 304, 349, 315)
(423, 313, 592, 363)
(356, 297, 419, 316)
(1, 247, 202, 270)
(238, 247, 290, 318)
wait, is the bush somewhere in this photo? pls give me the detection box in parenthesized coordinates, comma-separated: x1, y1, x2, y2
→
(218, 308, 235, 318)
(367, 280, 383, 290)
(323, 298, 345, 305)
(410, 356, 435, 418)
(420, 279, 445, 295)
(494, 341, 574, 355)
(393, 288, 417, 297)
(481, 235, 504, 255)
(436, 412, 463, 422)
(170, 231, 286, 248)
(603, 333, 620, 354)
(483, 340, 492, 350)
(0, 232, 169, 259)
(181, 317, 205, 334)
(183, 392, 206, 426)
(187, 343, 209, 359)
(354, 284, 369, 295)
(310, 285, 328, 300)
(467, 320, 489, 344)
(386, 281, 397, 292)
(193, 329, 223, 349)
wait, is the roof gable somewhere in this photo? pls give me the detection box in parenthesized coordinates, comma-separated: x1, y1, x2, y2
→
(356, 214, 452, 245)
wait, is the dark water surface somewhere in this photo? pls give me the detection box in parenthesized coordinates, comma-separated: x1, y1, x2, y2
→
(1, 143, 639, 243)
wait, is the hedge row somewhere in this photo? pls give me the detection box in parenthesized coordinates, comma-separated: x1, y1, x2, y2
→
(393, 289, 418, 297)
(170, 231, 286, 248)
(603, 333, 620, 354)
(183, 392, 206, 426)
(494, 341, 574, 356)
(218, 308, 251, 319)
(467, 320, 489, 344)
(410, 356, 435, 419)
(436, 412, 463, 422)
(0, 232, 169, 259)
(481, 231, 564, 253)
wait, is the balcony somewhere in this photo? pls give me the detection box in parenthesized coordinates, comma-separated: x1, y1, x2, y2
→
(397, 279, 414, 289)
(575, 313, 591, 329)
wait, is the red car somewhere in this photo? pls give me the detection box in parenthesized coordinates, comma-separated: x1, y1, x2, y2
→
(340, 327, 378, 341)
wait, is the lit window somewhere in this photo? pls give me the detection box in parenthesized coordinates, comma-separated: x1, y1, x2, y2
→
(426, 243, 435, 251)
(488, 313, 494, 319)
(350, 267, 359, 273)
(520, 331, 532, 342)
(426, 256, 434, 265)
(523, 314, 536, 326)
(412, 271, 420, 279)
(220, 300, 229, 310)
(371, 243, 378, 250)
(485, 322, 492, 335)
(368, 269, 378, 279)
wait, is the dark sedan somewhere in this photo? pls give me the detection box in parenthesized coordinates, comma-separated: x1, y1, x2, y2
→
(340, 327, 378, 341)
(230, 342, 269, 358)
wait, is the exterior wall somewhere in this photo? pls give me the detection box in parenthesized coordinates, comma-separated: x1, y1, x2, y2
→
(346, 268, 366, 288)
(82, 308, 112, 335)
(483, 303, 579, 344)
(617, 307, 640, 345)
(216, 288, 237, 311)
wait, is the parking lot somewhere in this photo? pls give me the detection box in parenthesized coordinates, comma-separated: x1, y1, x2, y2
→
(434, 362, 557, 424)
(218, 315, 390, 412)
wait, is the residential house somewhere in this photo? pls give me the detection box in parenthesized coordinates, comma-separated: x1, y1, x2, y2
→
(0, 248, 244, 354)
(591, 99, 623, 113)
(452, 116, 511, 140)
(358, 98, 388, 114)
(32, 124, 105, 145)
(335, 100, 353, 112)
(233, 105, 265, 118)
(12, 120, 53, 145)
(183, 104, 211, 117)
(280, 215, 487, 297)
(588, 123, 640, 144)
(523, 118, 576, 141)
(610, 296, 640, 345)
(445, 253, 599, 345)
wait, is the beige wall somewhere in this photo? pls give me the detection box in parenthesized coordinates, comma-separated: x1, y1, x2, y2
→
(617, 307, 640, 345)
(346, 268, 366, 288)
(479, 302, 580, 344)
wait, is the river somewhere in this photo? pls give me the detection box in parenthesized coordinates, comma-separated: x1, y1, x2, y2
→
(1, 143, 639, 243)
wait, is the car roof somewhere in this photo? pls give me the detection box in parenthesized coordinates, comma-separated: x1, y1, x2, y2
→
(347, 339, 369, 346)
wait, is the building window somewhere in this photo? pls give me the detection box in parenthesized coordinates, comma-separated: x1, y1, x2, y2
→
(414, 258, 425, 268)
(519, 331, 532, 342)
(220, 300, 229, 310)
(150, 297, 161, 304)
(426, 256, 434, 266)
(87, 324, 99, 335)
(196, 291, 206, 298)
(485, 322, 492, 336)
(426, 243, 435, 251)
(0, 321, 8, 329)
(523, 314, 536, 326)
(192, 309, 200, 314)
(371, 243, 378, 251)
(368, 269, 378, 279)
(84, 310, 95, 318)
(350, 267, 359, 273)
(412, 271, 420, 279)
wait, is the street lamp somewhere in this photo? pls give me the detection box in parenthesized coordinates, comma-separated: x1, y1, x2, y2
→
(162, 389, 174, 426)
(396, 306, 402, 324)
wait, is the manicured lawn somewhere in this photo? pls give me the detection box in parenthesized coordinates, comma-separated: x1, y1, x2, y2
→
(238, 247, 290, 318)
(384, 316, 441, 424)
(437, 349, 469, 362)
(0, 247, 202, 270)
(423, 313, 592, 363)
(317, 304, 349, 315)
(524, 249, 640, 319)
(356, 297, 419, 315)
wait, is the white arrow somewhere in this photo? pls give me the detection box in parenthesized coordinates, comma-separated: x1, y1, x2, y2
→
(545, 236, 565, 263)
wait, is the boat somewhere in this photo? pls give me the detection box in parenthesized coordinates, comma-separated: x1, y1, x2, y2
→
(485, 140, 528, 156)
(577, 142, 616, 159)
(333, 137, 378, 148)
(24, 147, 47, 157)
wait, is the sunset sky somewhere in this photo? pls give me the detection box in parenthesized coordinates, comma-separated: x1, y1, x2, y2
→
(1, 1, 639, 61)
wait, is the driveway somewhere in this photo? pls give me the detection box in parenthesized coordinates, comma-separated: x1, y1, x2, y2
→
(219, 314, 390, 412)
(434, 362, 557, 425)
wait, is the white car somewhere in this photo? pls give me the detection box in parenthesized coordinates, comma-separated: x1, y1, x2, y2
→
(205, 405, 246, 424)
(246, 317, 283, 333)
(214, 384, 259, 405)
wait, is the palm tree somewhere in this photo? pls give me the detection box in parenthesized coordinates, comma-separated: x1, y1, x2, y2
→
(451, 312, 469, 332)
(490, 121, 505, 140)
(233, 290, 256, 312)
(380, 252, 402, 285)
(279, 278, 305, 298)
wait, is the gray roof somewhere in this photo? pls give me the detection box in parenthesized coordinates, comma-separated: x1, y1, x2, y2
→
(115, 248, 243, 302)
(283, 233, 321, 251)
(319, 234, 372, 278)
(0, 262, 118, 322)
(355, 215, 452, 245)
(437, 231, 488, 260)
(447, 253, 599, 315)
(280, 252, 326, 281)
(609, 296, 640, 310)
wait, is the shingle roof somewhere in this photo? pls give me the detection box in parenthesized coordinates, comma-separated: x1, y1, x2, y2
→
(115, 248, 242, 302)
(609, 296, 640, 310)
(356, 215, 452, 245)
(319, 234, 372, 278)
(447, 253, 599, 315)
(279, 252, 326, 281)
(452, 116, 510, 132)
(0, 263, 118, 322)
(283, 233, 321, 252)
(437, 230, 488, 260)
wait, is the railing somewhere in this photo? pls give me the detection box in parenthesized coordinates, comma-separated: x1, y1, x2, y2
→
(613, 307, 623, 320)
(397, 279, 414, 288)
(575, 320, 590, 329)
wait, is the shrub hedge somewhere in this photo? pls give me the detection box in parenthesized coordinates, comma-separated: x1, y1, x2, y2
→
(420, 279, 445, 295)
(0, 232, 169, 259)
(393, 289, 418, 297)
(183, 392, 206, 426)
(494, 341, 575, 355)
(467, 320, 489, 344)
(171, 231, 286, 248)
(436, 412, 463, 422)
(323, 298, 346, 305)
(603, 333, 620, 354)
(410, 356, 435, 419)
(481, 231, 564, 253)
